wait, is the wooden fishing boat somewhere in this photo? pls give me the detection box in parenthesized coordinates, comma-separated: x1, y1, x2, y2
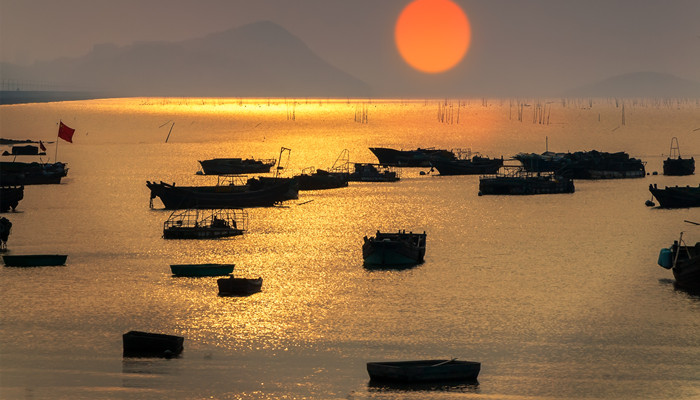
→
(366, 359, 481, 383)
(217, 275, 263, 296)
(296, 149, 350, 190)
(348, 163, 400, 182)
(649, 184, 700, 208)
(198, 157, 276, 175)
(658, 230, 700, 290)
(122, 330, 184, 358)
(2, 254, 67, 266)
(0, 161, 68, 185)
(170, 263, 234, 277)
(663, 137, 695, 176)
(479, 167, 574, 195)
(432, 149, 503, 175)
(369, 147, 456, 167)
(363, 230, 426, 266)
(147, 176, 296, 209)
(163, 209, 247, 239)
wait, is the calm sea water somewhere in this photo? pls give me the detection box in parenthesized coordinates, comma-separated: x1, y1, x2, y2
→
(0, 98, 699, 400)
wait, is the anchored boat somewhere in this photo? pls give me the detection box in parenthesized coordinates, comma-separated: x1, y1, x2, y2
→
(2, 254, 67, 266)
(170, 263, 235, 277)
(363, 230, 426, 266)
(479, 167, 575, 195)
(658, 230, 700, 290)
(162, 208, 247, 239)
(366, 359, 481, 383)
(663, 137, 695, 176)
(198, 157, 276, 175)
(217, 275, 263, 296)
(649, 184, 700, 208)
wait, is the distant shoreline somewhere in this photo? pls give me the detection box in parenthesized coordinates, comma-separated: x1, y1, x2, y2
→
(0, 90, 112, 105)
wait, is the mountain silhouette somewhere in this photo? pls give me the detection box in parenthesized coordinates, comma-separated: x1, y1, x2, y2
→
(1, 21, 371, 98)
(563, 72, 700, 98)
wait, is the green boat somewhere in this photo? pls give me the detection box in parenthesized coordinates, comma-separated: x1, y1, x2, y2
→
(2, 254, 67, 267)
(170, 263, 234, 277)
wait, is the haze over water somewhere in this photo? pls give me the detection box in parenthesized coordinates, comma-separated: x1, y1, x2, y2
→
(0, 98, 699, 399)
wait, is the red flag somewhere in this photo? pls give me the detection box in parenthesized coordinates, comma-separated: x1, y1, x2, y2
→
(58, 121, 75, 143)
(39, 141, 46, 151)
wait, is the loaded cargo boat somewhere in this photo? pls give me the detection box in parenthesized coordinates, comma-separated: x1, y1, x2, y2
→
(514, 150, 645, 179)
(431, 149, 503, 175)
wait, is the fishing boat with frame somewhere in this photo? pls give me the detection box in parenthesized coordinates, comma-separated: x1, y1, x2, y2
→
(478, 166, 575, 195)
(162, 208, 247, 239)
(663, 137, 695, 176)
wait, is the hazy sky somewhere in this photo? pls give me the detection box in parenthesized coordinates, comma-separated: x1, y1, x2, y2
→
(1, 0, 699, 96)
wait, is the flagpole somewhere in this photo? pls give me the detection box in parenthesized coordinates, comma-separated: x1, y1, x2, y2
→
(55, 121, 60, 162)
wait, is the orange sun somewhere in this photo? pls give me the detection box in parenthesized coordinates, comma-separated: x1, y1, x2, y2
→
(395, 0, 471, 74)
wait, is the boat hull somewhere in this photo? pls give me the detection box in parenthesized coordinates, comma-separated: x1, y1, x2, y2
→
(2, 254, 67, 266)
(217, 276, 263, 295)
(163, 226, 243, 239)
(122, 331, 184, 358)
(147, 179, 295, 209)
(369, 147, 455, 167)
(479, 175, 575, 195)
(170, 263, 234, 277)
(663, 157, 695, 176)
(367, 360, 480, 383)
(649, 185, 700, 208)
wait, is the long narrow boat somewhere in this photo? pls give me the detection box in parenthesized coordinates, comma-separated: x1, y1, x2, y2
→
(2, 254, 67, 266)
(369, 147, 455, 167)
(170, 263, 235, 277)
(122, 331, 184, 358)
(363, 230, 426, 266)
(198, 157, 276, 175)
(649, 184, 700, 208)
(147, 177, 296, 209)
(366, 359, 481, 383)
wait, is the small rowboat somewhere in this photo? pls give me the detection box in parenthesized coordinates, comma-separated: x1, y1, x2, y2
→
(217, 275, 263, 296)
(122, 331, 184, 358)
(366, 359, 480, 383)
(170, 263, 234, 277)
(2, 254, 67, 267)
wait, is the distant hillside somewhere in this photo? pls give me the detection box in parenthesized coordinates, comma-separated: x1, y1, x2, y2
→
(563, 72, 700, 98)
(1, 21, 371, 98)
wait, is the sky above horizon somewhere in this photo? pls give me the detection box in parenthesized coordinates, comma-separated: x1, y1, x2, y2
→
(1, 0, 699, 96)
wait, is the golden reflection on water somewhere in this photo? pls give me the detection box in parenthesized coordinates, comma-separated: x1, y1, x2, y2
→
(1, 98, 699, 399)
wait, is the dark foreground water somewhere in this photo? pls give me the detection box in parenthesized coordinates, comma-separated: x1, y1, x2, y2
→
(1, 99, 699, 399)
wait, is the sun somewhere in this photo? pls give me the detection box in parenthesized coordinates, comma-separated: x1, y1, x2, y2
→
(395, 0, 471, 74)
